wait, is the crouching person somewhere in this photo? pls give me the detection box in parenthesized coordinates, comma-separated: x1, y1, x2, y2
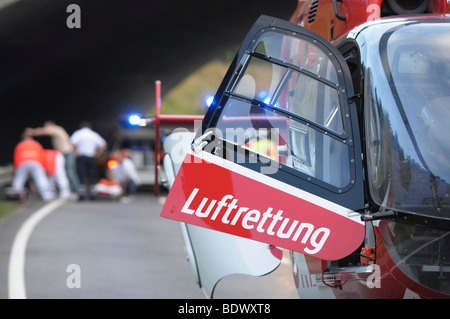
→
(12, 132, 54, 201)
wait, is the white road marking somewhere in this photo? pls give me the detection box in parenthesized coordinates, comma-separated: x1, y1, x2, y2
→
(8, 198, 66, 299)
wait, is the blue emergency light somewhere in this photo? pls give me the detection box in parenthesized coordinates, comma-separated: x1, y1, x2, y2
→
(205, 95, 214, 107)
(128, 114, 141, 125)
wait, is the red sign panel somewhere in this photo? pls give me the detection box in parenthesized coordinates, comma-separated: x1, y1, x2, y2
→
(161, 151, 365, 261)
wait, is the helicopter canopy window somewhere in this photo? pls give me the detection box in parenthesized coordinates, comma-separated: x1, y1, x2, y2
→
(233, 57, 345, 136)
(366, 22, 450, 219)
(252, 31, 339, 83)
(216, 31, 354, 190)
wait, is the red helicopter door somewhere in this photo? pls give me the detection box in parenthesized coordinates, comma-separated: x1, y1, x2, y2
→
(161, 15, 365, 297)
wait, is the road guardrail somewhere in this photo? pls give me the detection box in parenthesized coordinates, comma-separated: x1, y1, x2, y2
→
(0, 165, 14, 186)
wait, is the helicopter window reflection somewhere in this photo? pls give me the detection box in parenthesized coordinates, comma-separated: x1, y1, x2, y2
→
(366, 23, 450, 218)
(253, 31, 339, 83)
(216, 97, 351, 189)
(381, 220, 450, 295)
(232, 56, 345, 136)
(215, 30, 353, 189)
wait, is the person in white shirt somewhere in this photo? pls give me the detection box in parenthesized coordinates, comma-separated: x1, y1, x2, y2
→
(70, 121, 107, 199)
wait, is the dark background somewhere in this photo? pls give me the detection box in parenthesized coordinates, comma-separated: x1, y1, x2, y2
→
(0, 0, 296, 164)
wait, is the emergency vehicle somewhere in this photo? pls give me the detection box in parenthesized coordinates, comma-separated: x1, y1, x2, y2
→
(159, 0, 450, 298)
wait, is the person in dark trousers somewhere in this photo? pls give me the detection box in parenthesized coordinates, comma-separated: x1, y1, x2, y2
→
(70, 121, 106, 199)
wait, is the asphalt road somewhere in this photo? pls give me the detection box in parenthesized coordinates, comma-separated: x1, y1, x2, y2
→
(0, 192, 299, 299)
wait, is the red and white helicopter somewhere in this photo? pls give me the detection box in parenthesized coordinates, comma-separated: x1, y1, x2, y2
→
(158, 0, 450, 298)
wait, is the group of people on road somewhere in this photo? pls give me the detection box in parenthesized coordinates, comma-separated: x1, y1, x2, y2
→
(11, 120, 140, 202)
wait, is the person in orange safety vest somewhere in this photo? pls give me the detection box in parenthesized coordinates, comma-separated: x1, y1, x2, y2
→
(12, 132, 54, 201)
(43, 149, 71, 198)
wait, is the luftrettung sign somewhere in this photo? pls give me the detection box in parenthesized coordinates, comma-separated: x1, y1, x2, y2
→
(161, 151, 364, 261)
